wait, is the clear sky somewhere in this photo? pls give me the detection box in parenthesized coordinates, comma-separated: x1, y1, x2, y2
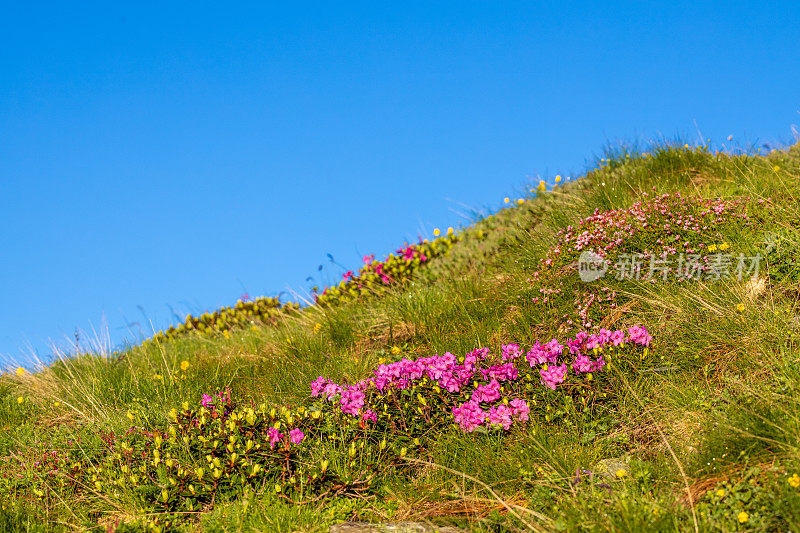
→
(2, 1, 799, 367)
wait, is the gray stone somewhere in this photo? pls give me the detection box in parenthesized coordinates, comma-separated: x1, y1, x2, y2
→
(330, 522, 464, 533)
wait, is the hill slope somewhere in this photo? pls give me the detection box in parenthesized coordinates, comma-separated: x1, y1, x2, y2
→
(2, 141, 800, 532)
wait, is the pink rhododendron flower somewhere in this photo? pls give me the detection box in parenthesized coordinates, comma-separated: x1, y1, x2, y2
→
(312, 329, 652, 433)
(289, 428, 305, 444)
(310, 376, 328, 397)
(321, 381, 342, 400)
(584, 334, 601, 350)
(540, 363, 568, 390)
(339, 387, 365, 416)
(487, 404, 514, 430)
(501, 343, 522, 361)
(452, 400, 488, 432)
(471, 379, 502, 404)
(627, 325, 652, 346)
(544, 339, 564, 358)
(572, 354, 595, 373)
(201, 394, 214, 408)
(510, 398, 530, 421)
(360, 409, 377, 424)
(482, 362, 518, 382)
(526, 339, 563, 367)
(267, 427, 283, 449)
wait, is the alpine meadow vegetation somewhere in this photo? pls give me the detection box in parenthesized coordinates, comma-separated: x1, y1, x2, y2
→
(3, 140, 800, 531)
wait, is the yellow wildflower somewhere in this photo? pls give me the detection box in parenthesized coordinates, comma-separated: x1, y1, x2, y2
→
(737, 511, 748, 524)
(517, 198, 524, 205)
(736, 303, 746, 312)
(707, 244, 717, 252)
(537, 180, 546, 192)
(719, 242, 729, 251)
(684, 143, 690, 148)
(773, 165, 781, 172)
(17, 396, 23, 404)
(433, 228, 440, 236)
(447, 227, 454, 235)
(615, 468, 627, 478)
(180, 360, 190, 371)
(15, 367, 25, 377)
(716, 488, 726, 497)
(503, 197, 510, 204)
(555, 175, 562, 183)
(788, 473, 800, 488)
(390, 346, 401, 355)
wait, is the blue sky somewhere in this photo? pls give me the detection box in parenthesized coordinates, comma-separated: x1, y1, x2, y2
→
(1, 1, 799, 366)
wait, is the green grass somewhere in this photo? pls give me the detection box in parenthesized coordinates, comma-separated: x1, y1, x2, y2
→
(3, 140, 800, 531)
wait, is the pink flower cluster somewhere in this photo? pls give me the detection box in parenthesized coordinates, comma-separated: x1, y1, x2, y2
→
(310, 326, 652, 433)
(537, 193, 753, 282)
(265, 426, 305, 449)
(200, 390, 229, 408)
(555, 193, 749, 257)
(396, 243, 428, 264)
(452, 396, 531, 432)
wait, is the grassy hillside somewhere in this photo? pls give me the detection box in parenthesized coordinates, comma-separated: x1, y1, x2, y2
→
(3, 141, 800, 532)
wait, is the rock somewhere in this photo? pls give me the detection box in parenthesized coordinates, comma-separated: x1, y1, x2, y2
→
(330, 522, 464, 533)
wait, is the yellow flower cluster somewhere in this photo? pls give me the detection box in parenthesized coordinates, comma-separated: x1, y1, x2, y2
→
(707, 242, 729, 253)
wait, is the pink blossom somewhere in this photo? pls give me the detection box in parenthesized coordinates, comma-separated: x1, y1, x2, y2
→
(572, 354, 595, 373)
(321, 381, 342, 400)
(501, 343, 522, 361)
(452, 400, 488, 432)
(487, 404, 514, 430)
(481, 362, 518, 382)
(360, 409, 377, 424)
(310, 377, 328, 397)
(267, 427, 284, 449)
(627, 325, 652, 346)
(471, 379, 502, 404)
(584, 334, 601, 350)
(510, 399, 530, 421)
(339, 387, 365, 416)
(540, 363, 568, 390)
(289, 428, 305, 444)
